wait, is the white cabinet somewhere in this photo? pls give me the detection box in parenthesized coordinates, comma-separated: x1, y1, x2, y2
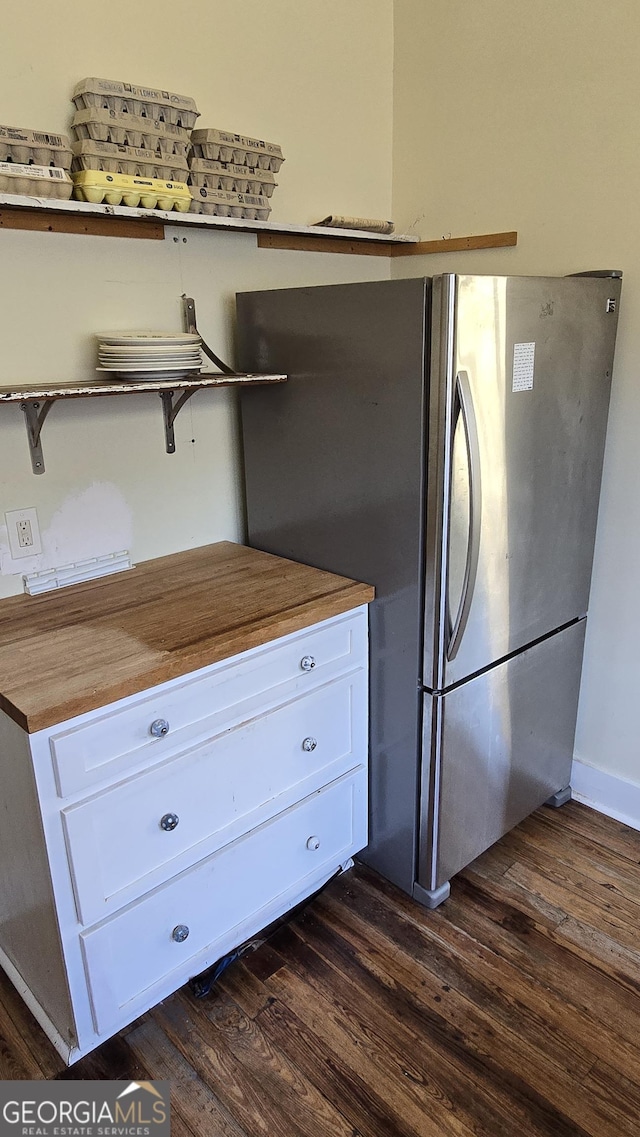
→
(0, 605, 369, 1065)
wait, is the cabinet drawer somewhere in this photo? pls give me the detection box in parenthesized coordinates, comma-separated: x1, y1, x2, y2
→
(49, 609, 367, 798)
(63, 671, 367, 924)
(80, 768, 367, 1033)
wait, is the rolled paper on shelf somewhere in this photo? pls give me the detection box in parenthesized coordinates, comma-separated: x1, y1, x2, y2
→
(314, 215, 395, 234)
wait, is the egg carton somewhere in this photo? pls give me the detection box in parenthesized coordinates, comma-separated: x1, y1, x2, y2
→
(0, 124, 72, 169)
(190, 128, 284, 173)
(72, 169, 191, 211)
(189, 186, 271, 221)
(72, 77, 199, 131)
(0, 161, 73, 199)
(187, 157, 277, 198)
(71, 108, 189, 156)
(71, 139, 188, 182)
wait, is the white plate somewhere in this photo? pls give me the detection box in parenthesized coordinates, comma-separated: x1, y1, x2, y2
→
(96, 365, 202, 378)
(98, 343, 202, 355)
(98, 355, 202, 365)
(97, 348, 201, 356)
(98, 333, 201, 347)
(96, 363, 201, 372)
(98, 364, 202, 371)
(99, 344, 201, 350)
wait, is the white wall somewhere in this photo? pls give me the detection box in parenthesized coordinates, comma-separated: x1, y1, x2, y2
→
(392, 0, 640, 789)
(0, 0, 393, 598)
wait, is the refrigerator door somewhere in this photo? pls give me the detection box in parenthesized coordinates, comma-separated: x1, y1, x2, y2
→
(423, 273, 621, 690)
(417, 618, 587, 895)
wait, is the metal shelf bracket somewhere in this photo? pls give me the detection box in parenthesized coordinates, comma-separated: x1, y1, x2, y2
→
(182, 296, 234, 375)
(159, 389, 197, 454)
(21, 399, 54, 474)
(157, 293, 235, 455)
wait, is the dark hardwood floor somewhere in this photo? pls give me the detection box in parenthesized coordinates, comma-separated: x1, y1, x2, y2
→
(1, 800, 639, 1136)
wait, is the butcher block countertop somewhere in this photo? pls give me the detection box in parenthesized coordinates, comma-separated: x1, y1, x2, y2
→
(0, 541, 374, 734)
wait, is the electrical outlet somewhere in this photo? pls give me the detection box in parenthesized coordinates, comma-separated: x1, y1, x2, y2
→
(5, 507, 42, 560)
(17, 519, 34, 548)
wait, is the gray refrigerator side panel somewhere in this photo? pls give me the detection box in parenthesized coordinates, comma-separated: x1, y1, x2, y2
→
(237, 278, 429, 895)
(419, 618, 587, 891)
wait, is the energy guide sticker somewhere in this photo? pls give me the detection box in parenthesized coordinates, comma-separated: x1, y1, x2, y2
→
(512, 342, 535, 391)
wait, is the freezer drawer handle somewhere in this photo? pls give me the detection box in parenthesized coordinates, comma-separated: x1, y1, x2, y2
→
(447, 370, 482, 661)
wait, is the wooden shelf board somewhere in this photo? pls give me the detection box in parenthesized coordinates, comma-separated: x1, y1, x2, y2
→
(256, 232, 410, 256)
(256, 230, 517, 256)
(0, 193, 417, 248)
(0, 372, 286, 404)
(1, 372, 288, 474)
(0, 193, 517, 256)
(389, 231, 518, 257)
(0, 207, 165, 240)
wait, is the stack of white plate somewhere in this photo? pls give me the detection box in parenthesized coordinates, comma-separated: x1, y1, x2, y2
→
(96, 332, 202, 380)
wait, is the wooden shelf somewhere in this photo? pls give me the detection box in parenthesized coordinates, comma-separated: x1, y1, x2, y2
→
(257, 230, 518, 257)
(0, 372, 285, 403)
(388, 231, 518, 257)
(0, 192, 416, 249)
(0, 192, 517, 256)
(0, 371, 286, 474)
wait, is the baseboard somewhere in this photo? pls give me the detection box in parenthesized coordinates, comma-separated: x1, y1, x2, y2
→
(570, 758, 640, 832)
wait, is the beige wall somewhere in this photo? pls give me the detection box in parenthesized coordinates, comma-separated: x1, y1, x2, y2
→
(0, 0, 393, 598)
(392, 0, 640, 787)
(5, 0, 634, 789)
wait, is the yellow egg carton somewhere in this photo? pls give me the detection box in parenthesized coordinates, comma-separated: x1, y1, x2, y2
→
(72, 169, 191, 211)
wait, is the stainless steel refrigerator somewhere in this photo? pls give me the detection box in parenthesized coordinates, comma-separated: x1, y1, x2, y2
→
(236, 272, 622, 907)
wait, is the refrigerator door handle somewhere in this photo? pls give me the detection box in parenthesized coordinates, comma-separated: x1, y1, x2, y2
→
(447, 370, 482, 661)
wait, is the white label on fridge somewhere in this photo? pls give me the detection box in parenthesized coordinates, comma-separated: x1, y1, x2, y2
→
(512, 342, 535, 391)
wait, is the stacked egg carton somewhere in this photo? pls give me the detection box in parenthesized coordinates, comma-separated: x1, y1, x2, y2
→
(69, 78, 198, 209)
(188, 128, 284, 220)
(0, 123, 73, 199)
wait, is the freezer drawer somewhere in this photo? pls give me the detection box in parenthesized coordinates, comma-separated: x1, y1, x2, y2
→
(418, 618, 586, 894)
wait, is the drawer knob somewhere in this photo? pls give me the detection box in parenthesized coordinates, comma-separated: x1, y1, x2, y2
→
(150, 718, 170, 738)
(306, 835, 321, 851)
(160, 812, 180, 832)
(172, 924, 190, 943)
(302, 737, 317, 752)
(300, 655, 316, 672)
